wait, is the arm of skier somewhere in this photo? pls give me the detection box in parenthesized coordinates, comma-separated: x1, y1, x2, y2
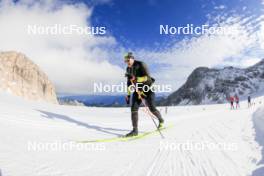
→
(125, 68, 133, 104)
(136, 62, 149, 83)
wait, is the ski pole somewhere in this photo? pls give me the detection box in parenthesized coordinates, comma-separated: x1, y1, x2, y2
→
(138, 93, 165, 139)
(130, 80, 165, 139)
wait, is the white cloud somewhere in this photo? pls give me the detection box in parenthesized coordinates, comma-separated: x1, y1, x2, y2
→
(135, 15, 264, 91)
(214, 5, 226, 10)
(0, 0, 124, 94)
(0, 0, 263, 95)
(257, 17, 264, 50)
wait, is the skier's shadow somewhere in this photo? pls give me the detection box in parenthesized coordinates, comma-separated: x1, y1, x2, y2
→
(36, 110, 129, 137)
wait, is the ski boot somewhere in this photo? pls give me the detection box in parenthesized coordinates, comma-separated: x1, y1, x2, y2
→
(158, 119, 164, 129)
(152, 111, 164, 129)
(125, 128, 138, 137)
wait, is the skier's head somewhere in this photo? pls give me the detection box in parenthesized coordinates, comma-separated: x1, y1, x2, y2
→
(124, 52, 134, 67)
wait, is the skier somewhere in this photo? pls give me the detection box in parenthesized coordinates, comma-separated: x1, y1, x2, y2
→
(234, 95, 240, 109)
(229, 96, 235, 109)
(165, 106, 168, 115)
(124, 52, 164, 137)
(248, 95, 251, 107)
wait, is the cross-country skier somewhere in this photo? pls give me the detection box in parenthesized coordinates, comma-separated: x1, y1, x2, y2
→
(229, 96, 235, 109)
(234, 95, 240, 109)
(248, 95, 251, 107)
(124, 52, 164, 137)
(165, 106, 168, 114)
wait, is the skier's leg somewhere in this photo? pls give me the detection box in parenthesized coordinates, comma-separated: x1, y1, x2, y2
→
(131, 92, 142, 129)
(126, 93, 141, 137)
(145, 91, 164, 127)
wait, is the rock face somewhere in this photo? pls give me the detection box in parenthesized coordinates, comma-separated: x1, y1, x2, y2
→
(0, 51, 58, 104)
(160, 59, 264, 105)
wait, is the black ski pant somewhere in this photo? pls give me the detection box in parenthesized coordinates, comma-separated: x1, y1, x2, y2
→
(130, 91, 163, 130)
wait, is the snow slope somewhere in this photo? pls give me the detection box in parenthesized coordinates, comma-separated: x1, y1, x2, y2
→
(0, 92, 264, 176)
(252, 106, 264, 176)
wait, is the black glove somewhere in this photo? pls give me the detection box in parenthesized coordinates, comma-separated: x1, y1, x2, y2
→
(125, 95, 130, 105)
(125, 73, 133, 79)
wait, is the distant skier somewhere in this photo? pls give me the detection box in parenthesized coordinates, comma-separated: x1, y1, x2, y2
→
(234, 95, 240, 109)
(124, 52, 164, 137)
(165, 106, 168, 114)
(248, 95, 251, 107)
(229, 96, 235, 109)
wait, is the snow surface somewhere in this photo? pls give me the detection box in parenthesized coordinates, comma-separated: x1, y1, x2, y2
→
(0, 92, 264, 176)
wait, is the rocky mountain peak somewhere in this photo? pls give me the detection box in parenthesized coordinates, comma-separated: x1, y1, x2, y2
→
(0, 51, 58, 104)
(160, 59, 264, 106)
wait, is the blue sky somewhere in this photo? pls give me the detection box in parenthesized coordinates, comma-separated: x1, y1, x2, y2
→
(0, 0, 263, 94)
(86, 0, 263, 49)
(84, 0, 264, 92)
(89, 0, 209, 49)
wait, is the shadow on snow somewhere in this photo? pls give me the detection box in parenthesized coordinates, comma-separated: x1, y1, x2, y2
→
(36, 110, 130, 137)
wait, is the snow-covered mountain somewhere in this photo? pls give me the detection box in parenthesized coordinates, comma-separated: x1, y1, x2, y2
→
(58, 94, 127, 107)
(57, 94, 165, 107)
(160, 59, 264, 105)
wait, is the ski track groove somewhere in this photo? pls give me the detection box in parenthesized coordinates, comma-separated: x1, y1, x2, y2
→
(0, 94, 263, 176)
(204, 123, 241, 175)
